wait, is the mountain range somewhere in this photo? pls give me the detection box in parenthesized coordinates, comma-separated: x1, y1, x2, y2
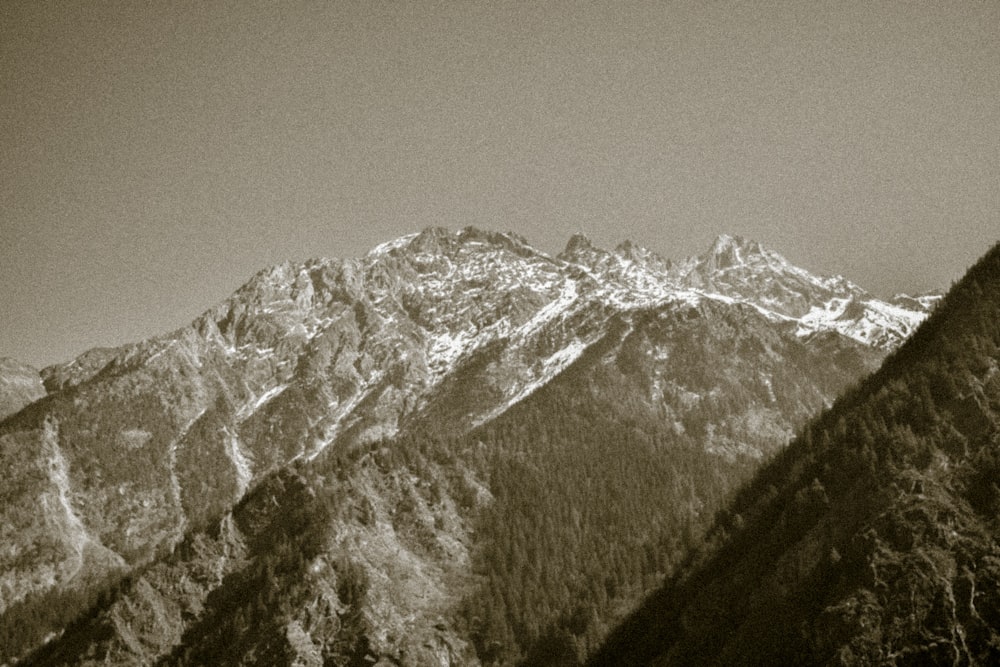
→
(0, 228, 941, 665)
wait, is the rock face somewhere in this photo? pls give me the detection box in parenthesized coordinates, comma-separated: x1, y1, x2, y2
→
(672, 234, 939, 349)
(0, 228, 935, 665)
(0, 357, 45, 420)
(590, 243, 1000, 666)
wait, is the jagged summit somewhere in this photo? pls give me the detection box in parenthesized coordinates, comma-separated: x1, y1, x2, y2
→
(614, 239, 672, 271)
(31, 227, 935, 412)
(688, 233, 796, 276)
(668, 235, 872, 338)
(703, 233, 764, 269)
(559, 232, 601, 261)
(219, 229, 936, 357)
(560, 234, 670, 269)
(371, 225, 534, 259)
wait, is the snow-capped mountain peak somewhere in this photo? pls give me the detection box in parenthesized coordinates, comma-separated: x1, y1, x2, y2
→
(702, 233, 766, 270)
(614, 240, 673, 273)
(678, 234, 829, 290)
(663, 235, 935, 349)
(33, 228, 935, 463)
(559, 232, 602, 263)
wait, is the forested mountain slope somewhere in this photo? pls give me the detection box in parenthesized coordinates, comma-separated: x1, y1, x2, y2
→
(591, 242, 1000, 666)
(455, 295, 880, 665)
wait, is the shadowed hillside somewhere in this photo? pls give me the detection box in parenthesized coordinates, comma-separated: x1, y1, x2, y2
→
(591, 241, 1000, 666)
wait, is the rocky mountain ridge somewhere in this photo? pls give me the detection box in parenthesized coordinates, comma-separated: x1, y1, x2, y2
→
(29, 228, 934, 457)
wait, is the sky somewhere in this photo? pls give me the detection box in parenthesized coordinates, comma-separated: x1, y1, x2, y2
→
(2, 1, 998, 368)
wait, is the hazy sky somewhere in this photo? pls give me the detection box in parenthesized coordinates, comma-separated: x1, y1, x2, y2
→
(3, 1, 998, 368)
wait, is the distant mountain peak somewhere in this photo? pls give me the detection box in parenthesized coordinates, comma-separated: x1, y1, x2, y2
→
(370, 228, 934, 352)
(701, 233, 776, 270)
(614, 239, 671, 269)
(561, 232, 601, 258)
(407, 226, 458, 254)
(374, 226, 536, 259)
(709, 232, 745, 250)
(675, 233, 787, 285)
(661, 234, 934, 349)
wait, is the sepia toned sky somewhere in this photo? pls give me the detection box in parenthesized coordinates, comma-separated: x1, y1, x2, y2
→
(2, 1, 998, 368)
